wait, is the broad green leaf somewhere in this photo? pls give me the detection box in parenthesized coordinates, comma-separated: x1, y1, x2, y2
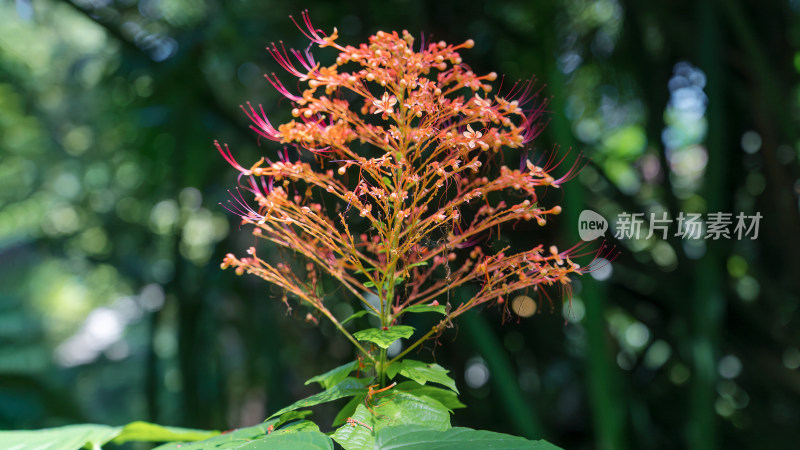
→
(353, 326, 415, 349)
(400, 304, 446, 315)
(113, 421, 218, 444)
(332, 394, 366, 427)
(390, 359, 459, 393)
(155, 427, 333, 450)
(0, 424, 119, 450)
(267, 377, 372, 419)
(245, 431, 333, 449)
(153, 422, 275, 449)
(374, 425, 563, 449)
(273, 410, 313, 430)
(0, 422, 217, 450)
(332, 392, 451, 450)
(270, 420, 319, 435)
(305, 360, 360, 389)
(395, 381, 466, 411)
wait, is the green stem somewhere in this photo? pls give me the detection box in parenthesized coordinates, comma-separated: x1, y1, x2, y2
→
(320, 308, 377, 365)
(387, 321, 443, 365)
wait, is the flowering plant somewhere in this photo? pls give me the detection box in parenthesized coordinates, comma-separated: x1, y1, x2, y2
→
(214, 11, 587, 449)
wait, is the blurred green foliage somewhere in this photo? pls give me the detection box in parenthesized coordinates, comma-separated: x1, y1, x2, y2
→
(1, 0, 799, 449)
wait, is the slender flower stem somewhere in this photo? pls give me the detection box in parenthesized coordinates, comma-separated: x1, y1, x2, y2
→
(319, 307, 376, 365)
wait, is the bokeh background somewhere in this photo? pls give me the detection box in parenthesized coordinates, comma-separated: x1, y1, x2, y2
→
(2, 0, 799, 449)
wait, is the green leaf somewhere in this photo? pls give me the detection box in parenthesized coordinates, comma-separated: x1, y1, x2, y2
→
(153, 422, 274, 449)
(408, 261, 429, 268)
(341, 310, 373, 326)
(274, 410, 314, 430)
(0, 422, 218, 450)
(305, 360, 360, 390)
(154, 422, 334, 450)
(353, 326, 415, 349)
(332, 391, 451, 450)
(392, 359, 459, 393)
(113, 421, 218, 444)
(332, 394, 366, 427)
(401, 304, 446, 315)
(267, 377, 372, 419)
(0, 424, 119, 450)
(374, 425, 563, 449)
(382, 176, 393, 189)
(364, 281, 376, 288)
(395, 381, 466, 411)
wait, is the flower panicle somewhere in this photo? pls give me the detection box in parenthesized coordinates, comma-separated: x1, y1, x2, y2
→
(217, 12, 588, 325)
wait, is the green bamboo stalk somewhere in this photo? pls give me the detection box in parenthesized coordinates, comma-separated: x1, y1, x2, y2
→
(689, 1, 727, 449)
(549, 67, 629, 450)
(461, 311, 546, 440)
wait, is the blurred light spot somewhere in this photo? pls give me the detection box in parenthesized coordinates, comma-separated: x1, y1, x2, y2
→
(736, 276, 760, 302)
(150, 199, 179, 234)
(558, 52, 582, 75)
(565, 95, 585, 120)
(133, 75, 154, 97)
(164, 367, 182, 392)
(15, 0, 33, 20)
(387, 339, 402, 358)
(179, 187, 203, 210)
(139, 284, 165, 312)
(669, 363, 691, 385)
(78, 226, 111, 256)
(782, 347, 800, 370)
(62, 126, 93, 156)
(727, 255, 748, 279)
(740, 130, 762, 154)
(616, 350, 635, 370)
(643, 339, 672, 370)
(518, 368, 540, 393)
(682, 238, 706, 260)
(715, 396, 736, 418)
(640, 153, 662, 183)
(154, 328, 177, 359)
(105, 340, 130, 361)
(116, 161, 143, 190)
(745, 172, 766, 196)
(718, 354, 742, 379)
(651, 241, 677, 271)
(53, 172, 81, 199)
(465, 357, 490, 389)
(625, 322, 650, 349)
(563, 296, 585, 323)
(511, 295, 537, 317)
(590, 259, 613, 281)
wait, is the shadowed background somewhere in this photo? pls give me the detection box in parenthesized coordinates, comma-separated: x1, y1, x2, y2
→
(1, 0, 799, 449)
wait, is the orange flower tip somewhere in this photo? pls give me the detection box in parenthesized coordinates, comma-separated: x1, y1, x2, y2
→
(497, 297, 505, 304)
(549, 245, 559, 255)
(486, 72, 497, 81)
(430, 300, 439, 306)
(463, 39, 475, 48)
(551, 205, 562, 215)
(537, 217, 547, 226)
(234, 267, 245, 276)
(291, 108, 300, 117)
(337, 166, 346, 175)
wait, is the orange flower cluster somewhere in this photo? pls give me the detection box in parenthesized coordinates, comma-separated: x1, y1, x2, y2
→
(218, 12, 586, 339)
